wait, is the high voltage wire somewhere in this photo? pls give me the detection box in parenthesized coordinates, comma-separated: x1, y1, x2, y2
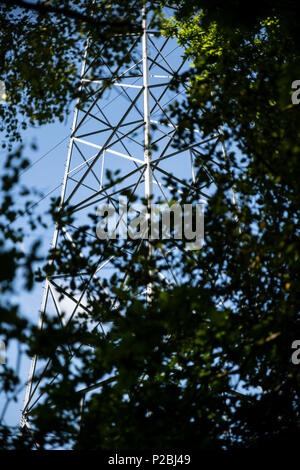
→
(20, 136, 69, 176)
(20, 84, 135, 178)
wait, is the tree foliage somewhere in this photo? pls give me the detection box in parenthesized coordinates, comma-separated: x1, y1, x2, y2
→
(0, 0, 300, 450)
(0, 0, 162, 147)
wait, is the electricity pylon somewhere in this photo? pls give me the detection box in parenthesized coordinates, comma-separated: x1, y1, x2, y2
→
(21, 5, 221, 435)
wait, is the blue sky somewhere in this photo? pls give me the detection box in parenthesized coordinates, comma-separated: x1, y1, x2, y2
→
(0, 111, 73, 428)
(1, 24, 198, 429)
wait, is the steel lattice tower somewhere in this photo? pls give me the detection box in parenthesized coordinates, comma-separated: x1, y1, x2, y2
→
(21, 4, 223, 435)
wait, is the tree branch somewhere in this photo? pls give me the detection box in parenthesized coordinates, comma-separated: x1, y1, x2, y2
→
(1, 0, 140, 33)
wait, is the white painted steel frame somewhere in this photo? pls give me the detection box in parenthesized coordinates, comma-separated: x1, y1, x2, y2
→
(21, 4, 222, 434)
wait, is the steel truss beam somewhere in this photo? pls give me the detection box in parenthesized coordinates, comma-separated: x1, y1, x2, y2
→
(21, 5, 224, 434)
